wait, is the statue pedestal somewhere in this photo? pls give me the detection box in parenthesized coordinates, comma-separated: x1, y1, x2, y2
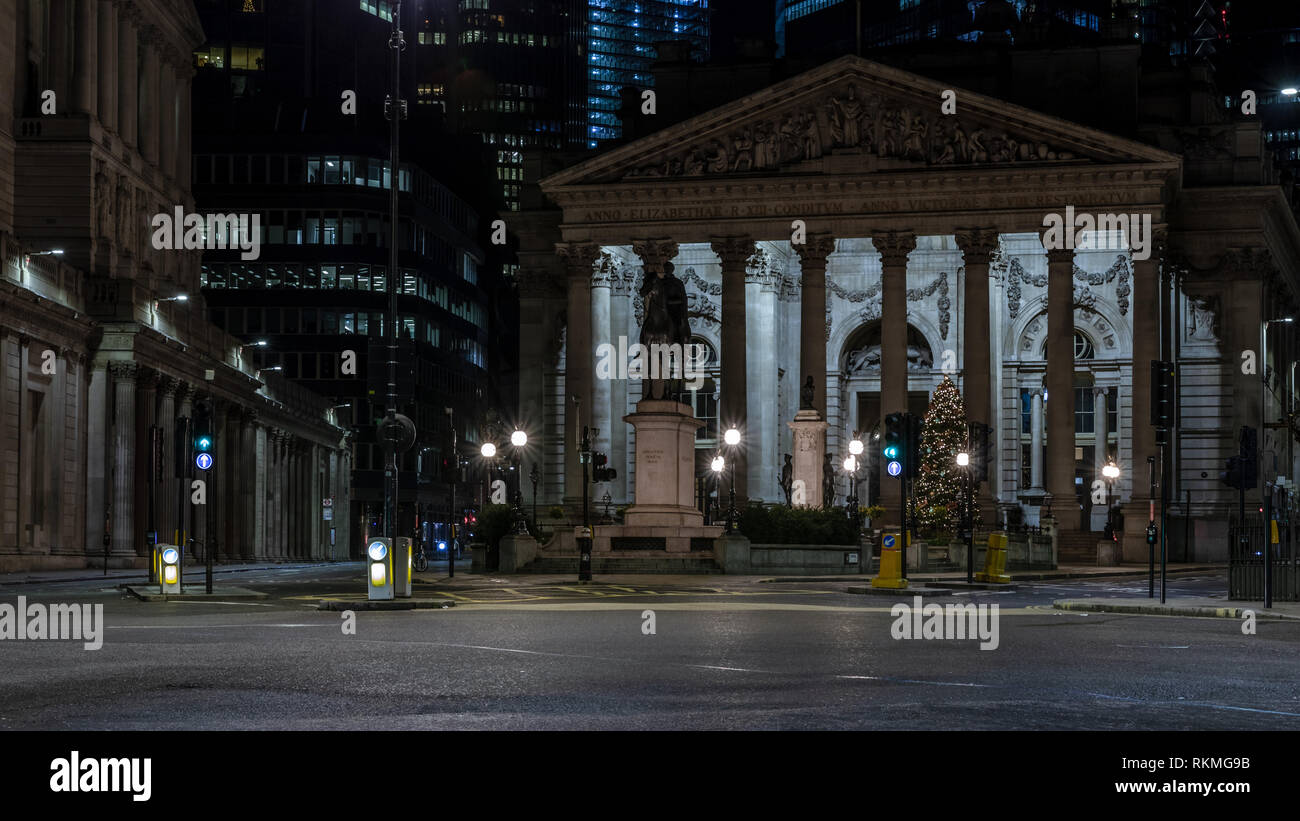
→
(787, 409, 828, 508)
(624, 400, 705, 527)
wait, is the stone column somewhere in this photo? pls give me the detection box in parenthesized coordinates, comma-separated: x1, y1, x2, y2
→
(109, 362, 138, 560)
(97, 0, 118, 131)
(135, 369, 159, 559)
(176, 383, 195, 547)
(159, 59, 176, 179)
(156, 376, 178, 547)
(1123, 239, 1165, 559)
(793, 234, 835, 415)
(85, 360, 110, 559)
(1030, 388, 1045, 491)
(73, 0, 98, 116)
(957, 228, 999, 515)
(117, 10, 139, 147)
(1044, 246, 1077, 512)
(712, 235, 755, 502)
(609, 269, 633, 504)
(177, 65, 194, 190)
(748, 253, 780, 501)
(280, 436, 292, 558)
(139, 33, 161, 166)
(1092, 386, 1110, 531)
(210, 400, 228, 561)
(556, 243, 601, 507)
(590, 262, 613, 471)
(48, 0, 71, 104)
(241, 410, 258, 559)
(876, 231, 915, 521)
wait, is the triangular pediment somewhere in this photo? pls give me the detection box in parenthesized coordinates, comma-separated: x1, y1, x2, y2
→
(543, 55, 1179, 189)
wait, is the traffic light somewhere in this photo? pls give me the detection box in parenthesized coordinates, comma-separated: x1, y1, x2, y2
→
(193, 399, 213, 471)
(366, 538, 393, 601)
(1219, 455, 1243, 489)
(1150, 360, 1175, 428)
(883, 413, 905, 478)
(906, 413, 922, 479)
(592, 452, 617, 483)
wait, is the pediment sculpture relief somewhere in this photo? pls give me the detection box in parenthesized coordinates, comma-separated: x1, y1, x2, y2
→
(624, 81, 1079, 180)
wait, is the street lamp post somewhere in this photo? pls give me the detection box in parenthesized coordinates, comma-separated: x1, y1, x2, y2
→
(957, 450, 972, 583)
(509, 430, 528, 534)
(847, 436, 864, 533)
(723, 427, 741, 533)
(529, 463, 540, 534)
(711, 454, 726, 532)
(1102, 460, 1120, 541)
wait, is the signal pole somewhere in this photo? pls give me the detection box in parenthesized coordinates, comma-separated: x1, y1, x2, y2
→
(382, 1, 405, 548)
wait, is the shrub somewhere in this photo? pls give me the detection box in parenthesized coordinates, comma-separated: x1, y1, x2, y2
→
(739, 503, 857, 545)
(477, 504, 514, 548)
(548, 505, 566, 520)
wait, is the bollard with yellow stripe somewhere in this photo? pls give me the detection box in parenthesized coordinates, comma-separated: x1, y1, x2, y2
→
(974, 531, 1010, 583)
(871, 532, 909, 589)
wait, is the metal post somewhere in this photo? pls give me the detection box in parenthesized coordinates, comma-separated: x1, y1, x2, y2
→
(1147, 455, 1155, 598)
(383, 2, 404, 553)
(966, 466, 974, 584)
(579, 425, 592, 581)
(205, 391, 213, 595)
(1159, 442, 1167, 604)
(1265, 483, 1274, 609)
(900, 413, 909, 580)
(148, 426, 158, 584)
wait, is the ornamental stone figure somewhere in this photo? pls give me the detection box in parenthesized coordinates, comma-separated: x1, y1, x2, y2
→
(800, 375, 816, 410)
(779, 453, 793, 508)
(639, 260, 691, 400)
(822, 452, 836, 508)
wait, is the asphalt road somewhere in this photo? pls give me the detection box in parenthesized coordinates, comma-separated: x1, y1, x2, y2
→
(1, 566, 1296, 730)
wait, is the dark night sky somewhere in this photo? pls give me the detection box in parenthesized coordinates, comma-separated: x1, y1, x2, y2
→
(710, 0, 778, 60)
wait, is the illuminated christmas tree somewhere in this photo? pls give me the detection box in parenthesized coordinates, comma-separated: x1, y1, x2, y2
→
(913, 376, 971, 536)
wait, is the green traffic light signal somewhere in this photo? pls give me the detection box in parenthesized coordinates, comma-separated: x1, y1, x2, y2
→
(883, 445, 899, 459)
(196, 435, 212, 453)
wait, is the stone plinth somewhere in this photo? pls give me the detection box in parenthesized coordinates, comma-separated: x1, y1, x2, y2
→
(624, 399, 705, 527)
(787, 409, 828, 508)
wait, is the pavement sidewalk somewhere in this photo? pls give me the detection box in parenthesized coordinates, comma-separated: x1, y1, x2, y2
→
(0, 561, 344, 587)
(757, 563, 1223, 583)
(1052, 596, 1300, 621)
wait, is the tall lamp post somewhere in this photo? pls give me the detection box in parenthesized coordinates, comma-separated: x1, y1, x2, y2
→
(957, 450, 973, 583)
(847, 435, 864, 532)
(711, 454, 726, 532)
(529, 463, 540, 534)
(723, 427, 742, 533)
(1102, 460, 1121, 541)
(509, 429, 528, 534)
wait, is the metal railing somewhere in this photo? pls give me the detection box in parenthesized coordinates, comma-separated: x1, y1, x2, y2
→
(1228, 511, 1300, 601)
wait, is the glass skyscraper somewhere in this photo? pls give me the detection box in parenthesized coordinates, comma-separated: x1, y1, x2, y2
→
(586, 0, 711, 145)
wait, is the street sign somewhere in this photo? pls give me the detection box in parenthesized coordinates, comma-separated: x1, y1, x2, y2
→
(884, 534, 896, 549)
(195, 452, 213, 471)
(886, 460, 902, 477)
(323, 508, 333, 521)
(322, 497, 333, 508)
(574, 526, 592, 540)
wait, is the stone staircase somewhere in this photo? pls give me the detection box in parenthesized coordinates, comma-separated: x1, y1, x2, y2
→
(1057, 529, 1100, 564)
(518, 555, 724, 574)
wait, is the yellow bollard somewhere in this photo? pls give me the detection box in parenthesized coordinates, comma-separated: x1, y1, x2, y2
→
(975, 531, 1010, 583)
(871, 532, 909, 589)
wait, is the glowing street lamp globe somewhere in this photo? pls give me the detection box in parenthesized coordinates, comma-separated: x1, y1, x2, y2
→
(849, 438, 864, 456)
(723, 427, 741, 446)
(480, 443, 497, 458)
(956, 452, 970, 467)
(1103, 462, 1120, 480)
(843, 455, 857, 472)
(510, 430, 527, 447)
(711, 455, 725, 473)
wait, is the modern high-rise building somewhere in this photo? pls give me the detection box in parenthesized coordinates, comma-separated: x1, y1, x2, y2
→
(585, 0, 711, 145)
(191, 0, 499, 556)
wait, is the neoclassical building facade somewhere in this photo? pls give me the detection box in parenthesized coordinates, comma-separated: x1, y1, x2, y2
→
(0, 0, 352, 571)
(515, 56, 1300, 562)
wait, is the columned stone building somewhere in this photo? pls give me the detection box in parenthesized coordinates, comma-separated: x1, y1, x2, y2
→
(515, 55, 1300, 562)
(0, 0, 351, 571)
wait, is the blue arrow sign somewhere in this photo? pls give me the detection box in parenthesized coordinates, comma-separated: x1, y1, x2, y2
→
(886, 460, 902, 477)
(195, 452, 213, 471)
(883, 534, 896, 548)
